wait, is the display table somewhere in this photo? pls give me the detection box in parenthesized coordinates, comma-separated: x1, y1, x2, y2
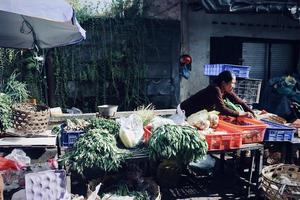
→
(119, 143, 264, 197)
(0, 132, 57, 163)
(208, 143, 264, 198)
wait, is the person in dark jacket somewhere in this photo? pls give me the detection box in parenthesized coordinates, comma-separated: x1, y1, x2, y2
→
(180, 70, 254, 118)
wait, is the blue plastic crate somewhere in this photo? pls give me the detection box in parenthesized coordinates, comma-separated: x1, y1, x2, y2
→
(204, 64, 250, 78)
(60, 125, 85, 148)
(261, 119, 296, 142)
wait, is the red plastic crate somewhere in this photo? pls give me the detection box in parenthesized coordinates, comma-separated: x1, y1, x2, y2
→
(219, 116, 267, 144)
(205, 121, 243, 151)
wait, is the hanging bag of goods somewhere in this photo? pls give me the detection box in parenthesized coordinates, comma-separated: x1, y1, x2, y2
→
(12, 103, 49, 135)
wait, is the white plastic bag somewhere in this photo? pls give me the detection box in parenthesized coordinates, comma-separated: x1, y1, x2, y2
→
(151, 116, 175, 131)
(87, 183, 102, 200)
(169, 104, 186, 125)
(189, 155, 216, 170)
(5, 149, 30, 167)
(119, 114, 144, 148)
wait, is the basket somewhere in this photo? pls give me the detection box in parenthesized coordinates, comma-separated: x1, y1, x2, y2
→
(261, 119, 296, 142)
(261, 164, 300, 200)
(204, 64, 250, 78)
(12, 103, 49, 134)
(234, 78, 262, 104)
(219, 116, 267, 144)
(206, 121, 243, 151)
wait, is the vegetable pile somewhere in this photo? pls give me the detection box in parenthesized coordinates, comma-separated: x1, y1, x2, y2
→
(60, 128, 128, 174)
(0, 73, 29, 132)
(86, 117, 120, 136)
(0, 93, 12, 131)
(148, 125, 208, 165)
(224, 98, 244, 112)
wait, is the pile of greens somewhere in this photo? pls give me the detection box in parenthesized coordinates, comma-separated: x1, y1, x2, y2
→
(3, 73, 29, 103)
(101, 184, 151, 200)
(148, 125, 208, 165)
(60, 128, 128, 174)
(0, 93, 12, 131)
(224, 98, 244, 112)
(86, 117, 120, 135)
(0, 73, 29, 132)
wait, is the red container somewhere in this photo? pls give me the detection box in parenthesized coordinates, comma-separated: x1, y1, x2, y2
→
(205, 121, 243, 151)
(219, 116, 267, 144)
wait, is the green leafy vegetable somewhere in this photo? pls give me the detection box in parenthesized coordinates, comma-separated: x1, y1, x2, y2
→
(4, 73, 29, 103)
(148, 125, 208, 166)
(86, 117, 120, 135)
(60, 128, 128, 174)
(224, 98, 244, 112)
(101, 184, 151, 200)
(0, 93, 12, 131)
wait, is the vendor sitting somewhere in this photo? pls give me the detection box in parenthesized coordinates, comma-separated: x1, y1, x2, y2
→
(180, 70, 254, 118)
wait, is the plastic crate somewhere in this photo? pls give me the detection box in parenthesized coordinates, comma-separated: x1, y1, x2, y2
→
(261, 119, 296, 141)
(234, 78, 262, 104)
(205, 121, 243, 151)
(204, 64, 251, 78)
(219, 116, 267, 144)
(60, 126, 85, 148)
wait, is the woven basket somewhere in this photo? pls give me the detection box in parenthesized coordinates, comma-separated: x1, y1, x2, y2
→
(12, 103, 49, 134)
(261, 164, 300, 200)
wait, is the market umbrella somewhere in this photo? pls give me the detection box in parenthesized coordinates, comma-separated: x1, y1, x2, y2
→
(0, 0, 86, 49)
(0, 0, 86, 105)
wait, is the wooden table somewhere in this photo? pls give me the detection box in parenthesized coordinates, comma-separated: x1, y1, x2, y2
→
(0, 133, 57, 163)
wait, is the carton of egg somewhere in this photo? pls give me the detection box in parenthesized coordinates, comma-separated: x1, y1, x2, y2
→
(25, 170, 67, 200)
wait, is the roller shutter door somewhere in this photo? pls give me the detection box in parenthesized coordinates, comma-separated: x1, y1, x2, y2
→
(242, 42, 267, 79)
(270, 44, 294, 78)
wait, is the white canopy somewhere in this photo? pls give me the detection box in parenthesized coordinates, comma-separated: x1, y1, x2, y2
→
(0, 0, 86, 49)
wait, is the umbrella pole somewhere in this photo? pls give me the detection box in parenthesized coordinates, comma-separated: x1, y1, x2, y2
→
(45, 49, 54, 107)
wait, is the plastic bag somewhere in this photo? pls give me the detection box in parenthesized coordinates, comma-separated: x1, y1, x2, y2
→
(5, 149, 30, 167)
(119, 114, 144, 148)
(87, 183, 101, 200)
(169, 104, 186, 125)
(0, 157, 20, 171)
(151, 116, 175, 131)
(189, 155, 216, 171)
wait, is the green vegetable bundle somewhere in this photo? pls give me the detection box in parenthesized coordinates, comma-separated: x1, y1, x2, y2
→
(224, 98, 244, 112)
(4, 73, 29, 103)
(60, 128, 128, 174)
(86, 117, 120, 135)
(0, 93, 12, 131)
(148, 125, 208, 165)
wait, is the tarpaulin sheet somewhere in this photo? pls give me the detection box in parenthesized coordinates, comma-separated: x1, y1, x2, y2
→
(197, 0, 300, 20)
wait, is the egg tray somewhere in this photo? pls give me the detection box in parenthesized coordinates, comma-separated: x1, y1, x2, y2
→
(25, 170, 67, 200)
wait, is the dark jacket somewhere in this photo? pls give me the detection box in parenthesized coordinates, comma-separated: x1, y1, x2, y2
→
(180, 85, 253, 117)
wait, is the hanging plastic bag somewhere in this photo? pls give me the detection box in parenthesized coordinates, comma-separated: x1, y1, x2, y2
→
(119, 114, 144, 148)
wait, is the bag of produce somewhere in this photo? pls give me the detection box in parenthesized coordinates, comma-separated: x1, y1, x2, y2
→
(119, 114, 144, 148)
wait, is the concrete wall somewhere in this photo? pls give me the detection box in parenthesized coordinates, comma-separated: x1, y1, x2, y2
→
(144, 0, 180, 20)
(181, 9, 300, 101)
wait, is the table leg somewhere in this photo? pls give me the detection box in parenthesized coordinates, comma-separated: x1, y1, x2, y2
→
(220, 153, 225, 173)
(247, 151, 255, 198)
(254, 147, 264, 197)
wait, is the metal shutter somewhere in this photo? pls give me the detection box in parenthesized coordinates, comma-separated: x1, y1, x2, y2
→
(242, 42, 267, 79)
(270, 44, 294, 78)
